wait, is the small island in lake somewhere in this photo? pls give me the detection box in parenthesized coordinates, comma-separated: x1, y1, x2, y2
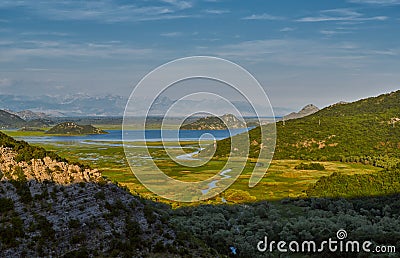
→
(180, 114, 247, 130)
(45, 122, 108, 135)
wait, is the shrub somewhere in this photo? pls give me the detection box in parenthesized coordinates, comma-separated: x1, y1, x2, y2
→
(295, 162, 325, 171)
(68, 219, 81, 229)
(0, 197, 14, 212)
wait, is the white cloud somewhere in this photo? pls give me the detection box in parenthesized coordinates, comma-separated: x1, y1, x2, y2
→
(160, 0, 193, 9)
(242, 13, 284, 20)
(0, 40, 155, 63)
(298, 16, 387, 22)
(297, 8, 388, 22)
(348, 0, 400, 5)
(0, 40, 14, 46)
(206, 38, 399, 70)
(20, 31, 71, 37)
(280, 27, 295, 32)
(320, 30, 352, 36)
(0, 78, 12, 87)
(0, 0, 195, 23)
(23, 68, 50, 71)
(160, 32, 183, 37)
(204, 9, 230, 14)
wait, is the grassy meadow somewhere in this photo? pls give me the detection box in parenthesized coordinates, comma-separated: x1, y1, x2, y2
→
(2, 129, 382, 206)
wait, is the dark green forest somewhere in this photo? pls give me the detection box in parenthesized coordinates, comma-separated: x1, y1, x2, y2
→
(173, 194, 400, 257)
(211, 90, 400, 161)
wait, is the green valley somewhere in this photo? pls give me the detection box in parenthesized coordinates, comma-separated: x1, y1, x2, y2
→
(2, 90, 400, 256)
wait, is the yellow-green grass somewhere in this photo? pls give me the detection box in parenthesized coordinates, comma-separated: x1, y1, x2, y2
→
(5, 136, 382, 205)
(96, 157, 382, 204)
(225, 159, 381, 200)
(2, 129, 108, 137)
(1, 129, 50, 137)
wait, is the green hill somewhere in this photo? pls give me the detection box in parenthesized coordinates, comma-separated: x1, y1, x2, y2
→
(181, 114, 247, 130)
(46, 122, 108, 135)
(207, 90, 400, 161)
(0, 110, 26, 129)
(0, 110, 49, 129)
(0, 131, 69, 164)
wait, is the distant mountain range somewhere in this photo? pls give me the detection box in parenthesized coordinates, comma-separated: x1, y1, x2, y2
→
(0, 94, 126, 117)
(0, 94, 294, 117)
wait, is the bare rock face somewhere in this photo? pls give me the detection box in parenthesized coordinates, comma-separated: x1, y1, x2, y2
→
(15, 110, 49, 120)
(0, 147, 102, 184)
(283, 104, 320, 121)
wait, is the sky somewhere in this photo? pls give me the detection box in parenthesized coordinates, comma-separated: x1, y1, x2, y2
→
(0, 0, 399, 110)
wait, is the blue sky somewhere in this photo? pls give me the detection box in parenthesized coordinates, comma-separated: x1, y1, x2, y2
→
(0, 0, 399, 110)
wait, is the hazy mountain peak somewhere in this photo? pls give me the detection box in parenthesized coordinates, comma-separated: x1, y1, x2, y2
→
(283, 104, 319, 121)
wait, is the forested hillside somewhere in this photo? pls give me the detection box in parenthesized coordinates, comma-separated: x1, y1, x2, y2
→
(209, 90, 400, 161)
(204, 90, 400, 200)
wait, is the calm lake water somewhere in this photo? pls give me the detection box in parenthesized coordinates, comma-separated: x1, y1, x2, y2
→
(16, 128, 249, 144)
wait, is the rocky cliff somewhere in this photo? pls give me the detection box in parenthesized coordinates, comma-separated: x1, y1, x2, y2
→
(0, 147, 101, 184)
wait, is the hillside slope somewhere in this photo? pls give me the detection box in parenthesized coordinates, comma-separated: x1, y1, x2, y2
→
(10, 110, 49, 121)
(0, 110, 49, 129)
(181, 114, 247, 130)
(283, 104, 319, 121)
(0, 110, 26, 129)
(208, 90, 400, 160)
(46, 122, 108, 135)
(0, 131, 214, 257)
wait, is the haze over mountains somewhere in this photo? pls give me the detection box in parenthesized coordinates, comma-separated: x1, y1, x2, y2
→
(0, 94, 126, 117)
(0, 94, 293, 117)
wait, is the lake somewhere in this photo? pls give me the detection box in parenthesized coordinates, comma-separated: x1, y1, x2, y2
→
(14, 128, 250, 144)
